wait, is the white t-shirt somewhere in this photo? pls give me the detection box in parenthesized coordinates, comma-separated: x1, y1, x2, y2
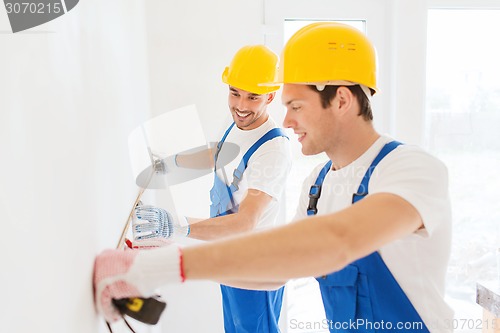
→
(293, 135, 453, 333)
(215, 117, 292, 230)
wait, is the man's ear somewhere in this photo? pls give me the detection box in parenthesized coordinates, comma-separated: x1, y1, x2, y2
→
(266, 92, 276, 104)
(336, 86, 354, 111)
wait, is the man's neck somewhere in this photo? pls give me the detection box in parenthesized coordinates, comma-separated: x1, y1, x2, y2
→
(327, 125, 380, 170)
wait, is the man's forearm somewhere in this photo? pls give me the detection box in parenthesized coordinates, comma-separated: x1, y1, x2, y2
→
(188, 213, 256, 240)
(182, 216, 347, 282)
(188, 188, 272, 240)
(182, 193, 422, 283)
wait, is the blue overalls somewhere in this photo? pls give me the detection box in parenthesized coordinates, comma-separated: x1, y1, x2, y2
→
(308, 141, 430, 332)
(210, 122, 288, 333)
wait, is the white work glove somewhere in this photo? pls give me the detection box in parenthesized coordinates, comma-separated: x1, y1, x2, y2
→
(133, 205, 190, 240)
(125, 237, 173, 249)
(93, 245, 184, 323)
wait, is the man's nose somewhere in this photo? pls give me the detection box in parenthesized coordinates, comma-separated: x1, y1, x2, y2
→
(283, 110, 294, 129)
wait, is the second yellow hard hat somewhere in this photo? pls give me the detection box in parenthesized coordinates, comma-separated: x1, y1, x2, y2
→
(222, 45, 280, 95)
(269, 22, 379, 95)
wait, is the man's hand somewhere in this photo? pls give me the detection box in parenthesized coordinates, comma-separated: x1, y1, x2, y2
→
(93, 245, 184, 322)
(133, 205, 190, 240)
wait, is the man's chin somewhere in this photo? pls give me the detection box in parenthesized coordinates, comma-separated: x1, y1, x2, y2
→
(234, 119, 255, 130)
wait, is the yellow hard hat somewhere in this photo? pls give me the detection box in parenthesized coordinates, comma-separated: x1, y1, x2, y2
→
(222, 45, 280, 95)
(271, 22, 379, 95)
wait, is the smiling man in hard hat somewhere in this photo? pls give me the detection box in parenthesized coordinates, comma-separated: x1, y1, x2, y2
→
(131, 44, 292, 333)
(95, 23, 453, 332)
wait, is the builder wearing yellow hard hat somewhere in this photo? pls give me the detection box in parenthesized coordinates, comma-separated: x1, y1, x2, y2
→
(95, 22, 452, 333)
(275, 22, 452, 331)
(123, 44, 292, 332)
(202, 44, 291, 333)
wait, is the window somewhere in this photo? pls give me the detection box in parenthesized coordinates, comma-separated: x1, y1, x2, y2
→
(425, 9, 500, 328)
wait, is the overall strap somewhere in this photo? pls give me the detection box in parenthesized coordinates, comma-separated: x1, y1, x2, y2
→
(352, 140, 402, 203)
(307, 160, 332, 216)
(307, 140, 403, 216)
(229, 128, 289, 192)
(214, 122, 236, 171)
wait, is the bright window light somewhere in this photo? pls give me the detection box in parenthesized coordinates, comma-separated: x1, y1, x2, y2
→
(426, 9, 500, 328)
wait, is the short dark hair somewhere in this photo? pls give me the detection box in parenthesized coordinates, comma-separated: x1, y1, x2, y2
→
(307, 85, 373, 121)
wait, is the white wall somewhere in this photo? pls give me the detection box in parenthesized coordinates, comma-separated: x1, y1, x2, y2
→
(388, 0, 428, 145)
(144, 0, 267, 140)
(0, 1, 151, 332)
